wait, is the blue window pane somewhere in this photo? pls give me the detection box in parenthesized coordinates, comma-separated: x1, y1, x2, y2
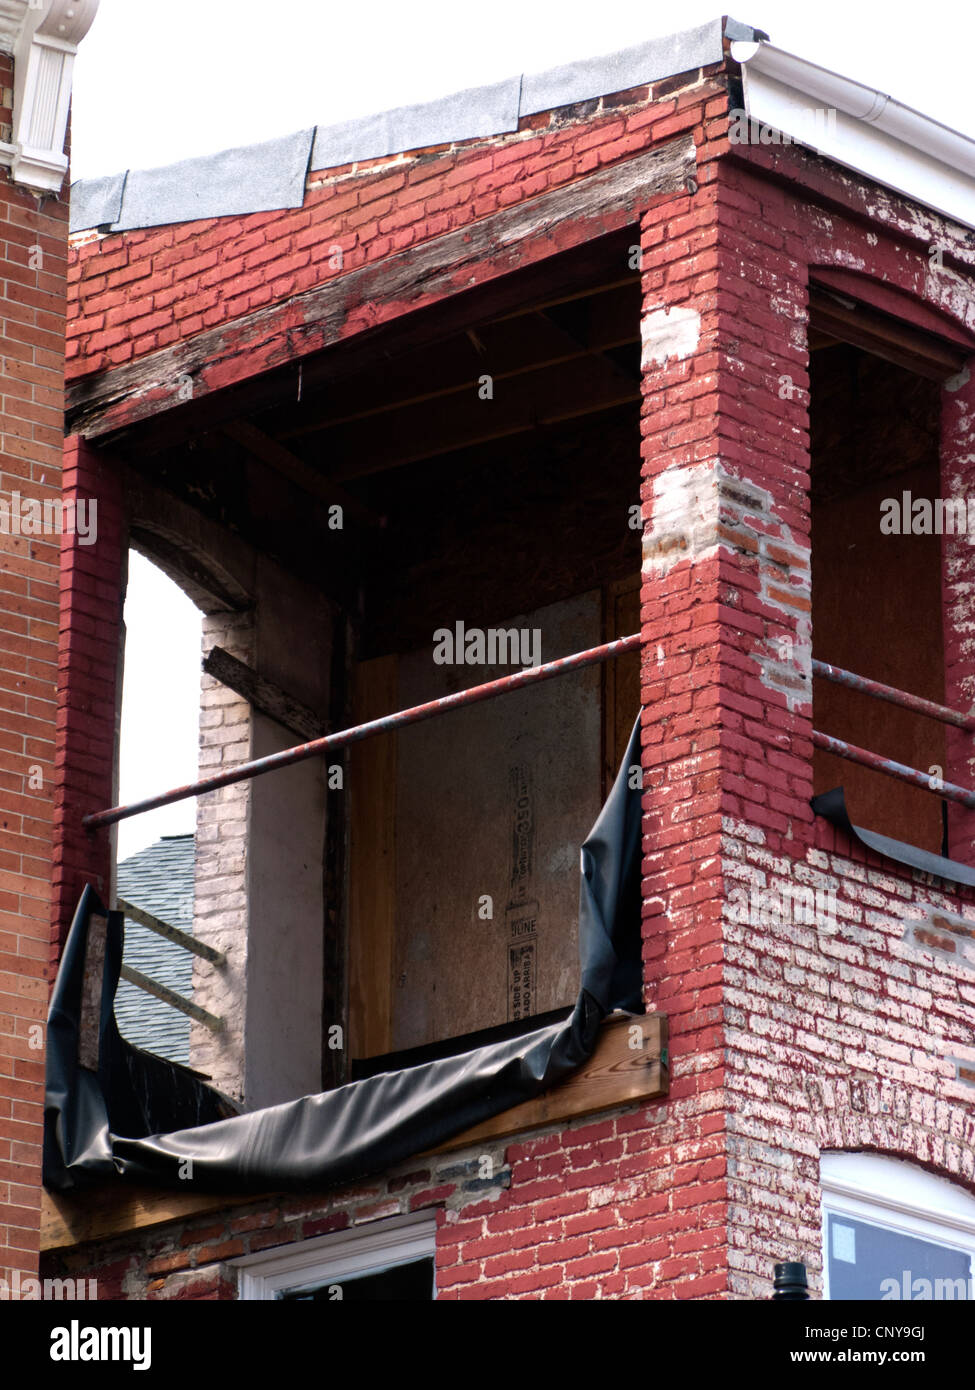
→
(827, 1213, 971, 1300)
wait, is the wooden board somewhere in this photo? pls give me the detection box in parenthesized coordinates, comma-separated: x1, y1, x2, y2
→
(421, 1011, 667, 1154)
(603, 578, 642, 796)
(392, 592, 603, 1050)
(347, 654, 398, 1059)
(41, 1012, 668, 1252)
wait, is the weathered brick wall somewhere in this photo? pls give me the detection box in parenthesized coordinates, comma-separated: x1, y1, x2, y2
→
(0, 45, 73, 1285)
(189, 608, 253, 1100)
(699, 150, 975, 1295)
(48, 58, 975, 1302)
(49, 70, 740, 1301)
(65, 70, 727, 378)
(52, 437, 124, 956)
(724, 818, 975, 1296)
(44, 1109, 723, 1299)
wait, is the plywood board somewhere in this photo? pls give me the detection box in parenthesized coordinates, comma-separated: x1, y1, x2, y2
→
(392, 591, 603, 1050)
(347, 655, 398, 1059)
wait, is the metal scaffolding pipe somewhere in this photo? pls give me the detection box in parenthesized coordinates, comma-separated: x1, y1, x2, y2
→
(83, 632, 643, 830)
(812, 659, 975, 733)
(812, 729, 975, 810)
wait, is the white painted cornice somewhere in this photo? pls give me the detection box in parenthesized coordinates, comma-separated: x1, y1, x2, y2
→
(731, 39, 975, 232)
(0, 0, 100, 192)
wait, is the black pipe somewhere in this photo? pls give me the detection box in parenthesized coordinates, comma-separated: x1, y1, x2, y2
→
(773, 1262, 810, 1300)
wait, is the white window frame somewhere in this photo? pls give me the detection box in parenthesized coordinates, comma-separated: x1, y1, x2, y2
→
(229, 1211, 437, 1301)
(820, 1152, 975, 1300)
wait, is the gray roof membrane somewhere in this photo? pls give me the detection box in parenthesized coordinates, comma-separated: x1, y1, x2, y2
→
(114, 834, 196, 1066)
(102, 127, 315, 234)
(311, 75, 523, 170)
(69, 171, 126, 233)
(519, 17, 722, 115)
(70, 17, 753, 234)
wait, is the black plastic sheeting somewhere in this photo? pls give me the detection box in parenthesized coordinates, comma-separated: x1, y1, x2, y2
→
(44, 719, 644, 1195)
(812, 786, 975, 889)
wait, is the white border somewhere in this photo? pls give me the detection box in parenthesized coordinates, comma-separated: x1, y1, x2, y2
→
(229, 1211, 438, 1301)
(820, 1153, 975, 1299)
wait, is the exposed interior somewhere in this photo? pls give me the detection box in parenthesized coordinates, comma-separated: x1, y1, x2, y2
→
(809, 289, 949, 851)
(104, 231, 644, 1106)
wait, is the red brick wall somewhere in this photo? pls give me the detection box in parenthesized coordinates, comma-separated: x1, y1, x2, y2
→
(66, 73, 727, 381)
(47, 67, 975, 1301)
(51, 435, 125, 957)
(0, 49, 71, 1286)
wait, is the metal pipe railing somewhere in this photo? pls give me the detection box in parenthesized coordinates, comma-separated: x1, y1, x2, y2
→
(812, 659, 975, 733)
(84, 642, 975, 831)
(812, 730, 975, 810)
(83, 632, 643, 830)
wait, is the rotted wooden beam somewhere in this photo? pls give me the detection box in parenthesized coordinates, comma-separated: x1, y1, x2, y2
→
(203, 646, 327, 742)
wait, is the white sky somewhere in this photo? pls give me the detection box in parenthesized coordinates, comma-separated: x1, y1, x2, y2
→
(87, 0, 975, 857)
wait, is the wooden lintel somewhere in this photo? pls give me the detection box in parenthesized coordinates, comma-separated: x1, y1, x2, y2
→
(67, 135, 695, 441)
(40, 1011, 668, 1252)
(809, 289, 967, 382)
(203, 646, 327, 743)
(422, 1011, 668, 1154)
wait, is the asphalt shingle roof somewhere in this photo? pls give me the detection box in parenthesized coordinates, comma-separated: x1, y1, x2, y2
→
(114, 834, 196, 1065)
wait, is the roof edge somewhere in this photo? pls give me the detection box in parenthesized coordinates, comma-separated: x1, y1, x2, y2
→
(732, 38, 975, 231)
(69, 16, 732, 234)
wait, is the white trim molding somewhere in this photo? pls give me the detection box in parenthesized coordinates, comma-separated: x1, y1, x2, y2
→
(731, 39, 975, 232)
(0, 0, 100, 192)
(229, 1211, 438, 1301)
(820, 1152, 975, 1300)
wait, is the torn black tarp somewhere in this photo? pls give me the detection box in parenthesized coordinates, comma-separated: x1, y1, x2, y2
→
(44, 718, 644, 1195)
(812, 785, 975, 889)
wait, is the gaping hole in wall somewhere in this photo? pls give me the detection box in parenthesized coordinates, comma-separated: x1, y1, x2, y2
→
(809, 298, 946, 851)
(108, 231, 644, 1104)
(114, 551, 203, 1065)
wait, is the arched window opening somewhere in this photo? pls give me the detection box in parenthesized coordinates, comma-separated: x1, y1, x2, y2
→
(821, 1153, 975, 1300)
(114, 551, 203, 1064)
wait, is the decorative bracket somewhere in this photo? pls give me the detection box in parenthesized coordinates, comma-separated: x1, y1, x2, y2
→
(3, 0, 100, 192)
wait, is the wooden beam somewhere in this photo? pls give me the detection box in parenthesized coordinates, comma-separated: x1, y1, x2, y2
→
(118, 897, 225, 965)
(203, 645, 327, 743)
(277, 283, 639, 441)
(79, 912, 108, 1071)
(422, 1011, 668, 1154)
(221, 419, 379, 527)
(40, 1011, 668, 1252)
(67, 135, 695, 440)
(536, 304, 641, 386)
(348, 655, 398, 1060)
(808, 289, 968, 381)
(119, 964, 224, 1033)
(322, 353, 640, 482)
